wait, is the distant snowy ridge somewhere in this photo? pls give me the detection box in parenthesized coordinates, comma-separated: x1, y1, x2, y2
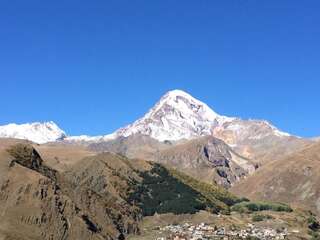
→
(0, 121, 66, 144)
(64, 133, 116, 143)
(0, 89, 292, 144)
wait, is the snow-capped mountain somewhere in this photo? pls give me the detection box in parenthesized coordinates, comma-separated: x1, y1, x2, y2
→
(109, 89, 291, 142)
(0, 121, 66, 144)
(83, 89, 299, 162)
(66, 89, 291, 143)
(114, 90, 234, 141)
(0, 90, 293, 146)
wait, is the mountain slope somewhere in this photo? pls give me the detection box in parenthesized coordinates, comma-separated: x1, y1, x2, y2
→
(0, 142, 239, 239)
(152, 136, 256, 188)
(0, 140, 318, 240)
(0, 121, 66, 144)
(88, 134, 171, 159)
(0, 143, 118, 240)
(230, 141, 320, 214)
(65, 153, 238, 217)
(88, 134, 256, 188)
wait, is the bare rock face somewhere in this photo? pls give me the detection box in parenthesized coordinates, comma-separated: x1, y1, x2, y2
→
(153, 136, 256, 188)
(7, 143, 58, 181)
(8, 143, 43, 168)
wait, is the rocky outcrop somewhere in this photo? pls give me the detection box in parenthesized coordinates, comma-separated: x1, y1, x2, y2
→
(8, 143, 58, 181)
(153, 136, 256, 188)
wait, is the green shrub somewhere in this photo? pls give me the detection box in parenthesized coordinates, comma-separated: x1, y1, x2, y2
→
(252, 214, 273, 222)
(308, 215, 320, 231)
(309, 231, 320, 240)
(231, 201, 292, 213)
(238, 197, 250, 202)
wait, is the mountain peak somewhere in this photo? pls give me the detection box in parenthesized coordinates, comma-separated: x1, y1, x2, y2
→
(151, 89, 221, 120)
(163, 89, 196, 99)
(114, 90, 234, 141)
(0, 121, 66, 144)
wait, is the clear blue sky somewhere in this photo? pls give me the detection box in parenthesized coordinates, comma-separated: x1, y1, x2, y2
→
(1, 1, 319, 137)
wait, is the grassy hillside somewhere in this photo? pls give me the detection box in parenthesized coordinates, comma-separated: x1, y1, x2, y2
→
(231, 141, 320, 215)
(1, 141, 317, 240)
(64, 153, 235, 216)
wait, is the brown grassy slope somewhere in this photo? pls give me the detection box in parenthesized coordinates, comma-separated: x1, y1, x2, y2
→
(0, 141, 238, 240)
(0, 138, 95, 172)
(64, 152, 236, 215)
(0, 143, 126, 240)
(88, 134, 171, 160)
(230, 141, 320, 214)
(0, 142, 146, 240)
(35, 142, 96, 171)
(0, 139, 34, 183)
